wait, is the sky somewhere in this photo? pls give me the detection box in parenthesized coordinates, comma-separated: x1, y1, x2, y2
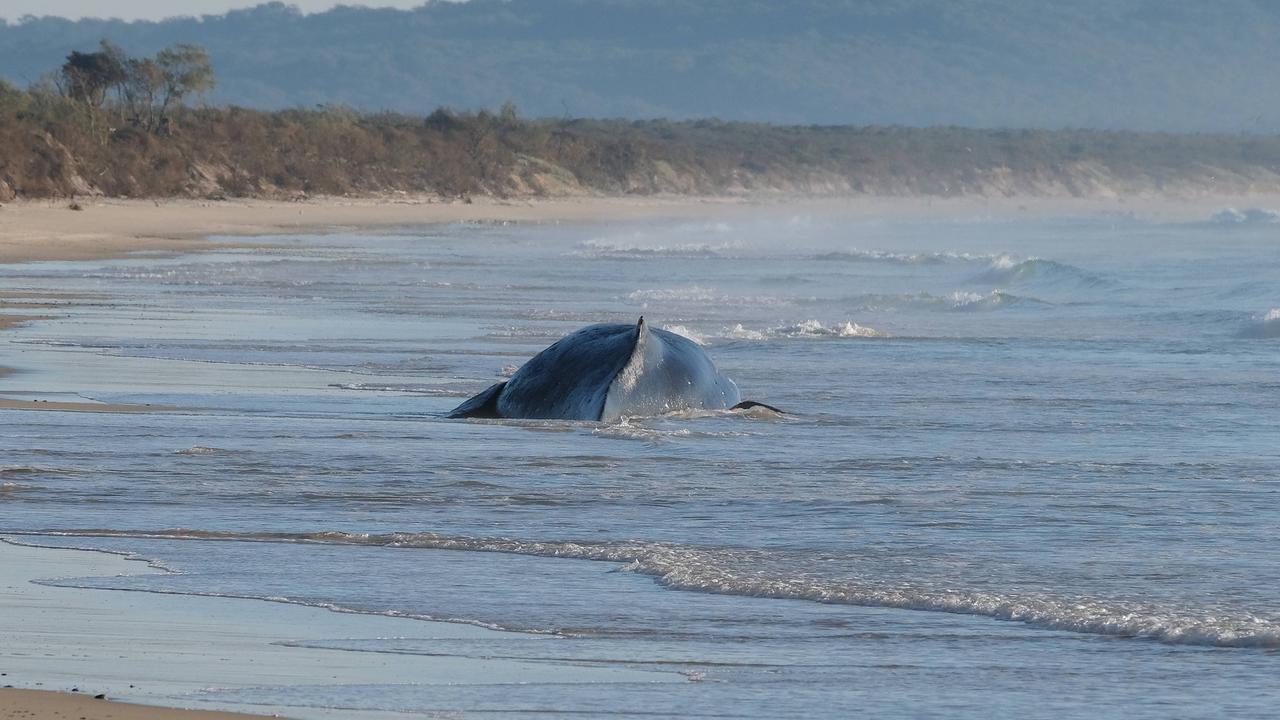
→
(0, 1, 427, 22)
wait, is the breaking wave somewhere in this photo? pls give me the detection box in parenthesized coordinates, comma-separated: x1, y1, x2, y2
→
(946, 290, 1049, 311)
(660, 325, 708, 346)
(1240, 308, 1280, 339)
(769, 320, 885, 338)
(718, 320, 886, 340)
(973, 255, 1109, 288)
(654, 321, 886, 343)
(1209, 208, 1280, 226)
(20, 529, 1280, 648)
(627, 286, 790, 307)
(812, 249, 996, 265)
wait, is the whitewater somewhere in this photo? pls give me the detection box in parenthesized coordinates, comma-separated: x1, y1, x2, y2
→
(1, 209, 1277, 718)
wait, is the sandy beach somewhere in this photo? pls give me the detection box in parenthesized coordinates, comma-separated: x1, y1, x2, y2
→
(0, 195, 756, 265)
(1, 192, 1275, 265)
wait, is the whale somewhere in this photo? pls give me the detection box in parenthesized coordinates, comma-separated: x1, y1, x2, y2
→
(448, 317, 777, 421)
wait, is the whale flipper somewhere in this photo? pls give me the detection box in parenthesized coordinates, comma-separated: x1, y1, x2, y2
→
(446, 381, 506, 419)
(731, 400, 784, 414)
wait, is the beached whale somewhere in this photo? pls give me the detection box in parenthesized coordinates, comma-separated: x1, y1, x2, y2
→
(448, 317, 777, 421)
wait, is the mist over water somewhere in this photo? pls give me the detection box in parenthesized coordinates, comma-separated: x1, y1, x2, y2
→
(2, 209, 1279, 717)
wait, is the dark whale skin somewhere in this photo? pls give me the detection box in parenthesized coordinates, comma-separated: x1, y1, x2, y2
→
(448, 319, 743, 421)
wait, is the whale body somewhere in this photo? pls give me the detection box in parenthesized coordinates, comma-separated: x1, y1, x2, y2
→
(448, 318, 770, 421)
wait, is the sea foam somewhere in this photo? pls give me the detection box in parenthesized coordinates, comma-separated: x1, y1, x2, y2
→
(29, 529, 1279, 648)
(1241, 308, 1280, 338)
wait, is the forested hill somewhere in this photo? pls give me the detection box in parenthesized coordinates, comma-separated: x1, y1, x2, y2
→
(3, 0, 1280, 132)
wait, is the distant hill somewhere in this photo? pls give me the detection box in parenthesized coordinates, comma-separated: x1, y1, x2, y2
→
(2, 0, 1280, 131)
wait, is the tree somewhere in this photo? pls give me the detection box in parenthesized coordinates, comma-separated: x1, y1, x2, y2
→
(115, 43, 215, 133)
(120, 57, 165, 131)
(154, 44, 214, 116)
(59, 41, 126, 109)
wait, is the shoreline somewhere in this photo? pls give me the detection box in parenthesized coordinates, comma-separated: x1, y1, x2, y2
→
(0, 538, 675, 720)
(1, 191, 1276, 266)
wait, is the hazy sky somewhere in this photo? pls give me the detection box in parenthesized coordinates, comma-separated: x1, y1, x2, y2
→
(1, 1, 427, 22)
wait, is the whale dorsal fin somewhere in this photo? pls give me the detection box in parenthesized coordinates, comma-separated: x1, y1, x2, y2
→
(600, 317, 661, 420)
(616, 316, 650, 392)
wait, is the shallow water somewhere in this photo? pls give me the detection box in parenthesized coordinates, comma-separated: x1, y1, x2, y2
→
(2, 209, 1278, 717)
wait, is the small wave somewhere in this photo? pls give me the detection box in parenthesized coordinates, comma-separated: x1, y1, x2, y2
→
(572, 238, 738, 259)
(724, 324, 768, 341)
(812, 249, 995, 265)
(1240, 308, 1280, 339)
(840, 290, 1047, 312)
(1209, 208, 1280, 226)
(174, 446, 227, 456)
(947, 290, 1048, 311)
(592, 423, 695, 442)
(481, 326, 570, 340)
(22, 529, 1280, 648)
(660, 325, 707, 346)
(973, 255, 1108, 288)
(329, 383, 472, 397)
(627, 286, 789, 307)
(591, 416, 756, 441)
(0, 465, 65, 477)
(776, 320, 885, 338)
(720, 321, 885, 341)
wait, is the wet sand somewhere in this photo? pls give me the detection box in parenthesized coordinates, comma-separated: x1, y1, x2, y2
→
(0, 689, 267, 720)
(0, 314, 50, 331)
(0, 540, 673, 719)
(0, 398, 166, 413)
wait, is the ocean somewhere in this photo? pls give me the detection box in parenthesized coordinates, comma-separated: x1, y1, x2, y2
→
(2, 207, 1278, 718)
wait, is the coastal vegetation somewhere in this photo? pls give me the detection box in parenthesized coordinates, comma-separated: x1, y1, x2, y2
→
(4, 41, 1280, 202)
